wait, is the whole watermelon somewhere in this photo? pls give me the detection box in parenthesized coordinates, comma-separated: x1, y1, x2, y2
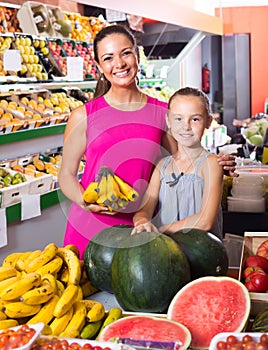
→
(111, 231, 191, 313)
(252, 308, 268, 332)
(84, 225, 133, 293)
(171, 228, 229, 280)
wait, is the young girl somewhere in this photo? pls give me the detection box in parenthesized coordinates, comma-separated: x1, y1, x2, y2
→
(132, 87, 223, 238)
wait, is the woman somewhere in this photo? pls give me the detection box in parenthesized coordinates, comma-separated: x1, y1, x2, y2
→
(59, 24, 235, 257)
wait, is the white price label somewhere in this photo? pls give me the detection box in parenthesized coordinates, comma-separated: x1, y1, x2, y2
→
(3, 50, 21, 71)
(67, 56, 84, 81)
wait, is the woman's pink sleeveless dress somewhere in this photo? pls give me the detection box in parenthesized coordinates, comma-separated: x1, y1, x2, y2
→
(64, 95, 167, 257)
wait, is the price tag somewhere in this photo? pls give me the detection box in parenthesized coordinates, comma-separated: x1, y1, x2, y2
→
(21, 194, 41, 221)
(34, 15, 43, 24)
(106, 9, 126, 22)
(146, 64, 154, 78)
(0, 208, 7, 248)
(3, 50, 21, 72)
(160, 65, 169, 79)
(67, 57, 83, 81)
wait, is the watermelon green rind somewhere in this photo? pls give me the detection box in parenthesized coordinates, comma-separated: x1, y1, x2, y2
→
(98, 315, 192, 350)
(84, 225, 133, 293)
(171, 228, 229, 279)
(167, 276, 251, 349)
(111, 231, 191, 313)
(252, 308, 268, 332)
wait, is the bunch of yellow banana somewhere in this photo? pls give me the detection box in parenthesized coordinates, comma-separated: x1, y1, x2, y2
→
(80, 306, 123, 340)
(83, 166, 139, 212)
(0, 243, 100, 333)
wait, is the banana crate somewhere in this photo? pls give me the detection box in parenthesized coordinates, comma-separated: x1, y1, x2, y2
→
(238, 232, 268, 316)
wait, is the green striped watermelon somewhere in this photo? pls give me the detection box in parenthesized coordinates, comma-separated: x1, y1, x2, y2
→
(84, 225, 133, 293)
(111, 231, 191, 313)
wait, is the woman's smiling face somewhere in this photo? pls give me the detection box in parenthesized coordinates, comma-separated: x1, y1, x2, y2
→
(96, 33, 139, 88)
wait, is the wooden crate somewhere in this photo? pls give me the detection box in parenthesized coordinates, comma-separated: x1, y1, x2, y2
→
(239, 232, 268, 316)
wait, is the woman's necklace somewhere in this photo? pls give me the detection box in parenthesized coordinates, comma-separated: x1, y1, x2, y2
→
(166, 149, 206, 187)
(106, 91, 144, 111)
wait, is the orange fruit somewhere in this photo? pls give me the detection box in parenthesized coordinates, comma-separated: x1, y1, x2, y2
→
(0, 99, 8, 108)
(2, 112, 13, 121)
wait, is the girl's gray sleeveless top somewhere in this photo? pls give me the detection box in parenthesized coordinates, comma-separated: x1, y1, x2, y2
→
(152, 153, 223, 239)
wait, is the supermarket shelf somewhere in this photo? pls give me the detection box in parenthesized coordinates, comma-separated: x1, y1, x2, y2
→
(0, 80, 97, 93)
(0, 124, 66, 145)
(0, 78, 163, 92)
(6, 188, 67, 223)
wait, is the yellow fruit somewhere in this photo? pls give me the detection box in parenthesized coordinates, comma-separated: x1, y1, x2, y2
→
(33, 40, 40, 48)
(33, 55, 39, 64)
(39, 40, 46, 48)
(41, 47, 49, 55)
(19, 37, 26, 46)
(25, 37, 31, 46)
(24, 46, 30, 55)
(20, 65, 28, 75)
(22, 54, 29, 63)
(28, 55, 34, 64)
(20, 97, 29, 105)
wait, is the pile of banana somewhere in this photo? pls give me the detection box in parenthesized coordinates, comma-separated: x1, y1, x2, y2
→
(83, 166, 139, 212)
(0, 243, 123, 339)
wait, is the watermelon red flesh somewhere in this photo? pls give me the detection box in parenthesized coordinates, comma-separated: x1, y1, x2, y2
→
(98, 315, 191, 350)
(167, 276, 251, 349)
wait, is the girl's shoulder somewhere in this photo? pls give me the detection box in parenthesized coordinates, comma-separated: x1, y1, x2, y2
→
(206, 152, 220, 163)
(155, 155, 172, 171)
(201, 152, 223, 175)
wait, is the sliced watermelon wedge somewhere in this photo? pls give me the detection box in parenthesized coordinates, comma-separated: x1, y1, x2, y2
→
(98, 315, 191, 350)
(167, 276, 251, 349)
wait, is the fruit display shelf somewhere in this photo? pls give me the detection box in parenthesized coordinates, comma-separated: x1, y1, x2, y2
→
(238, 232, 268, 316)
(0, 3, 22, 33)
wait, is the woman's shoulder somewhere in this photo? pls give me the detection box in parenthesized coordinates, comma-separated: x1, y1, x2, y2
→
(84, 96, 106, 113)
(146, 95, 168, 109)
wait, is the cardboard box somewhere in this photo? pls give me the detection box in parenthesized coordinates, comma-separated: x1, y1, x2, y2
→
(239, 232, 268, 316)
(0, 169, 29, 208)
(17, 2, 55, 37)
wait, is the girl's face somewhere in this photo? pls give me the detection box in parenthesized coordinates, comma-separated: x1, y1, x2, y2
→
(167, 95, 212, 148)
(96, 33, 139, 88)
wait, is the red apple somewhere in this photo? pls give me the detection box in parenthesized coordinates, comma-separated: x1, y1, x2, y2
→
(242, 266, 264, 279)
(245, 270, 268, 292)
(245, 255, 268, 272)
